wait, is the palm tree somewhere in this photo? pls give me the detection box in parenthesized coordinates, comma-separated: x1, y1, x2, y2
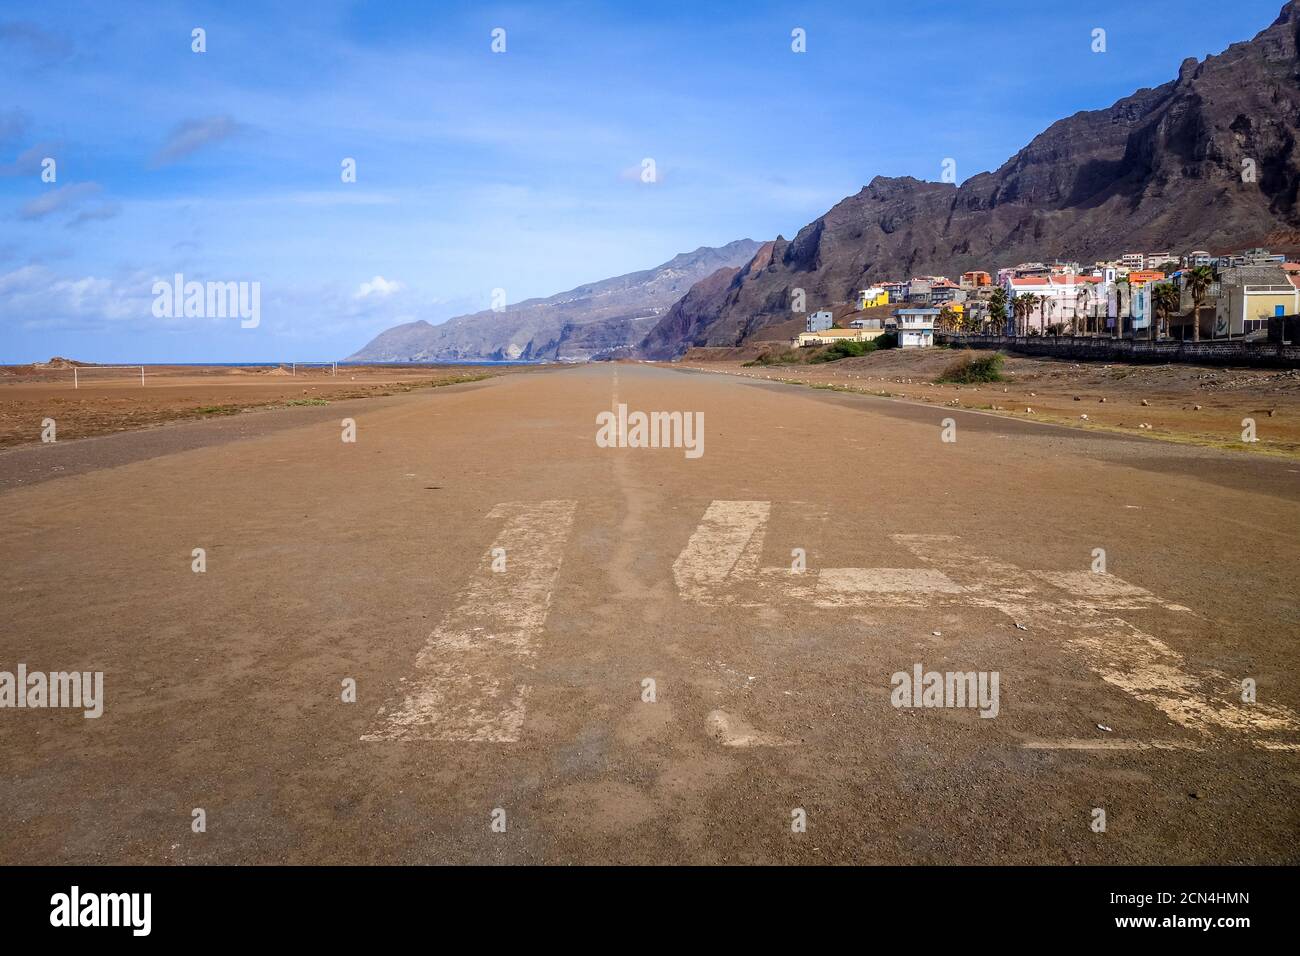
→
(1185, 265, 1215, 342)
(987, 287, 1008, 334)
(1015, 294, 1040, 336)
(1152, 284, 1179, 341)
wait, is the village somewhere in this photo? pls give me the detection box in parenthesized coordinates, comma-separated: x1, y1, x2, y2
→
(794, 246, 1300, 351)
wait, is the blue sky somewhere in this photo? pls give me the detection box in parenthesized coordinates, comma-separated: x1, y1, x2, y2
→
(0, 0, 1285, 362)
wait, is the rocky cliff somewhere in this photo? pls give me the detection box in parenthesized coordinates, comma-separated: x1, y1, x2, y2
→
(349, 239, 762, 362)
(639, 2, 1300, 358)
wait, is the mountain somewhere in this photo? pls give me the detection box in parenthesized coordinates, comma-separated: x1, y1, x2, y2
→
(638, 2, 1300, 358)
(348, 239, 763, 362)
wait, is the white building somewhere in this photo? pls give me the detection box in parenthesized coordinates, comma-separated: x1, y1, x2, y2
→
(1004, 274, 1110, 333)
(892, 308, 937, 348)
(806, 310, 834, 332)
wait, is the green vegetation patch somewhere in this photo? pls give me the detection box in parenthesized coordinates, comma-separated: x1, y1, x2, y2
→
(809, 339, 877, 363)
(936, 352, 1005, 384)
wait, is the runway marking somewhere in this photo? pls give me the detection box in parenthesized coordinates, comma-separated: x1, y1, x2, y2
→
(362, 499, 577, 743)
(1065, 618, 1300, 740)
(1021, 738, 1204, 752)
(1030, 570, 1191, 612)
(673, 504, 1300, 751)
(671, 500, 769, 604)
(893, 533, 1300, 750)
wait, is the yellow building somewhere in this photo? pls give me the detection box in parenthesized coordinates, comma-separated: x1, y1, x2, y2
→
(856, 287, 889, 308)
(796, 328, 885, 347)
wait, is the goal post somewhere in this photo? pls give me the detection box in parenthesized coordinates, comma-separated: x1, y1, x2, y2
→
(289, 362, 337, 376)
(73, 366, 145, 389)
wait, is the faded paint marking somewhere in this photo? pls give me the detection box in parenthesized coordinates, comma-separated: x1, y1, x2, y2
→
(1031, 570, 1191, 612)
(1066, 618, 1300, 748)
(363, 500, 577, 743)
(672, 501, 769, 604)
(1021, 738, 1204, 751)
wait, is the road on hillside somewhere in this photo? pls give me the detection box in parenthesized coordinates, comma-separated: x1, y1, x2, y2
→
(2, 363, 1297, 864)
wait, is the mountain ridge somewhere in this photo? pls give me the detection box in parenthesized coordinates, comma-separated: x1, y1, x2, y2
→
(348, 239, 763, 362)
(637, 2, 1300, 358)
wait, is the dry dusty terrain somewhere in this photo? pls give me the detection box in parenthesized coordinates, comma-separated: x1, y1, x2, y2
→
(0, 363, 521, 449)
(1, 363, 1297, 864)
(678, 348, 1300, 457)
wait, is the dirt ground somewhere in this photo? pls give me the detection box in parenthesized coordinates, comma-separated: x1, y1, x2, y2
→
(677, 348, 1300, 457)
(0, 363, 522, 449)
(0, 363, 1297, 864)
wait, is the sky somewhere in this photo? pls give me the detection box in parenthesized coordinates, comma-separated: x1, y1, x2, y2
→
(0, 0, 1286, 362)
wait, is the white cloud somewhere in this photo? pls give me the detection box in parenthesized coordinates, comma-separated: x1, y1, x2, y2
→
(355, 275, 401, 299)
(0, 264, 149, 327)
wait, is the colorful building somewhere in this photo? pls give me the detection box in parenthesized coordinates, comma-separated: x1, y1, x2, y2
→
(856, 287, 889, 308)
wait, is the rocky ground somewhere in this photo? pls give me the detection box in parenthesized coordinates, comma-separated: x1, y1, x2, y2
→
(673, 348, 1300, 458)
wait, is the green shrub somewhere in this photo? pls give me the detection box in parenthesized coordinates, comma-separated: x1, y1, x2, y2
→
(743, 349, 800, 367)
(809, 338, 876, 363)
(936, 352, 1005, 384)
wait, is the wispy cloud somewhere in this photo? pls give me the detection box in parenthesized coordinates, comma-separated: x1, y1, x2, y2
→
(0, 107, 30, 145)
(0, 142, 56, 177)
(0, 21, 74, 67)
(152, 115, 246, 166)
(67, 201, 122, 228)
(18, 182, 102, 220)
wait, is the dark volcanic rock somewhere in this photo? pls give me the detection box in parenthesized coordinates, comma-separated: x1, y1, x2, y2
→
(637, 3, 1300, 357)
(348, 239, 762, 362)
